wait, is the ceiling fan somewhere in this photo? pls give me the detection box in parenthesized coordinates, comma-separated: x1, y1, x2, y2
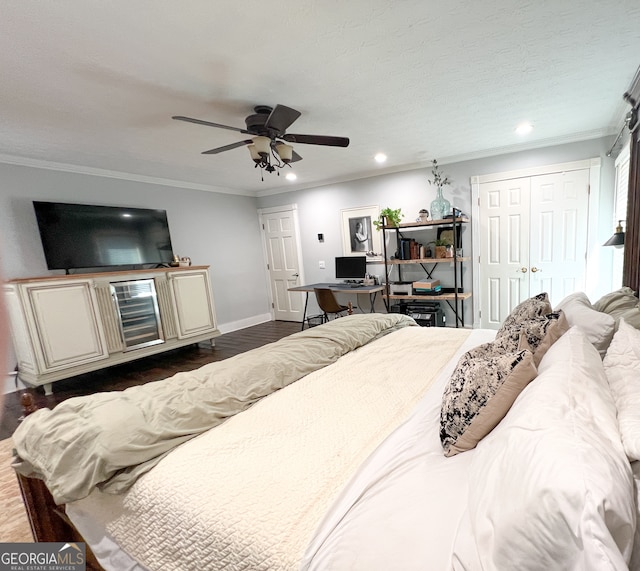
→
(172, 104, 350, 177)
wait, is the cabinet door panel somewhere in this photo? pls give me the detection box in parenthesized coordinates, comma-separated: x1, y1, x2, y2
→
(169, 270, 216, 338)
(25, 281, 108, 372)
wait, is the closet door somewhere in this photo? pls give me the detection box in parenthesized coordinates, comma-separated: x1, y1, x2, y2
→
(479, 177, 531, 329)
(478, 168, 590, 329)
(529, 169, 590, 305)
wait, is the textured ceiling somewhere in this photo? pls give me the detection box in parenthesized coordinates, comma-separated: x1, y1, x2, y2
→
(1, 1, 639, 197)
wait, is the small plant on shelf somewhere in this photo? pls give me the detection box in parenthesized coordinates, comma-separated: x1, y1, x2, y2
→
(373, 207, 404, 230)
(434, 238, 453, 259)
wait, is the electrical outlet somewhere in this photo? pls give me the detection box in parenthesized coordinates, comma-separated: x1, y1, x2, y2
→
(319, 260, 325, 269)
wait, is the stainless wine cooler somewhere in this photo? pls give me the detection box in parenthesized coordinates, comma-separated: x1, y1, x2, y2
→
(111, 279, 164, 351)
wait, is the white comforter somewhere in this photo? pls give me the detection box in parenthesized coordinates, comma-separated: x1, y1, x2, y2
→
(68, 325, 478, 571)
(68, 326, 636, 571)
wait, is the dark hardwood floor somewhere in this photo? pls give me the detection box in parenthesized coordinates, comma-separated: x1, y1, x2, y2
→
(1, 320, 301, 440)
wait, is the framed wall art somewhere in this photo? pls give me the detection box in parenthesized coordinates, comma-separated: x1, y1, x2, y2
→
(340, 205, 383, 260)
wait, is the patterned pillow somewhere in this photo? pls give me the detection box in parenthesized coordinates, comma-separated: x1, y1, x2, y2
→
(440, 345, 538, 457)
(496, 293, 553, 351)
(517, 311, 570, 366)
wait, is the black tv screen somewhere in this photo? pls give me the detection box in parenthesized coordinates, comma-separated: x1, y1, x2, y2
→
(33, 201, 175, 271)
(335, 256, 367, 280)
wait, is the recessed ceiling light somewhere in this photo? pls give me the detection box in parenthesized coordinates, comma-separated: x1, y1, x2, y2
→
(286, 172, 297, 181)
(374, 153, 387, 164)
(515, 122, 533, 135)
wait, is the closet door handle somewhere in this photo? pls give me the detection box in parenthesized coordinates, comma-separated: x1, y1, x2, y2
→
(517, 267, 528, 273)
(531, 267, 541, 273)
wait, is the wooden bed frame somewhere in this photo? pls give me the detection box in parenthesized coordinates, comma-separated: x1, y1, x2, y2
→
(11, 68, 640, 570)
(15, 393, 104, 570)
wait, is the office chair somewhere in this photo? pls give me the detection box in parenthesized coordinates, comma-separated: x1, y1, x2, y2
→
(314, 288, 355, 323)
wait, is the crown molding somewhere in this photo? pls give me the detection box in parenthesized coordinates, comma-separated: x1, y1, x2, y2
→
(0, 153, 255, 197)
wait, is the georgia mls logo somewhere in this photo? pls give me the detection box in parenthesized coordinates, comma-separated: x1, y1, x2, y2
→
(0, 542, 86, 571)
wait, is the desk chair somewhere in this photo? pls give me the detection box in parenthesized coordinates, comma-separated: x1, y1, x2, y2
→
(314, 288, 355, 323)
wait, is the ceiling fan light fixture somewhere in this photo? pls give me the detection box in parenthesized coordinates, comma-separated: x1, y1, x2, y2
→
(247, 144, 262, 163)
(173, 104, 348, 180)
(252, 136, 271, 157)
(275, 143, 293, 163)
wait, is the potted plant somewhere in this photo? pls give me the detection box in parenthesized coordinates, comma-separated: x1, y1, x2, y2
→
(373, 207, 404, 230)
(434, 238, 451, 259)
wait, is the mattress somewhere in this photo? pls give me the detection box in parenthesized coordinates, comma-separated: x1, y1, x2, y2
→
(66, 327, 495, 571)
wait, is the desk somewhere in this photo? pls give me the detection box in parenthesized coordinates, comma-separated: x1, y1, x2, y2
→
(288, 282, 385, 330)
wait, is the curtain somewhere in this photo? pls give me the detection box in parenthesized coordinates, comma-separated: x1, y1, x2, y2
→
(623, 70, 640, 293)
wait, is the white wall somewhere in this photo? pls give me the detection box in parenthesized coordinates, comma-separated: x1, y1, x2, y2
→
(257, 137, 618, 322)
(0, 162, 272, 391)
(0, 136, 618, 391)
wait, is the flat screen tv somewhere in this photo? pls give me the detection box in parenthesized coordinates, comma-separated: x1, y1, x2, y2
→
(33, 201, 175, 272)
(335, 256, 367, 280)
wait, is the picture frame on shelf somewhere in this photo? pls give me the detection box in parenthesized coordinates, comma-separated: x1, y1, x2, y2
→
(436, 225, 462, 248)
(340, 205, 383, 260)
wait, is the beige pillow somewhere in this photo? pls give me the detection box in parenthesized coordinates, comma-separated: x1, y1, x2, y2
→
(593, 287, 638, 315)
(618, 306, 640, 330)
(440, 345, 537, 457)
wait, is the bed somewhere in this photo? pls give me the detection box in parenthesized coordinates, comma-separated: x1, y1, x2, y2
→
(10, 287, 640, 570)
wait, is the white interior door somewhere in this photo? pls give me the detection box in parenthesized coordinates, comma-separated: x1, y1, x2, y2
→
(479, 177, 531, 328)
(259, 206, 305, 322)
(478, 167, 591, 329)
(529, 170, 590, 306)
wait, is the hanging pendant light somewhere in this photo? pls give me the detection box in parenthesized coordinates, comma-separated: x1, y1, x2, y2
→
(603, 220, 625, 247)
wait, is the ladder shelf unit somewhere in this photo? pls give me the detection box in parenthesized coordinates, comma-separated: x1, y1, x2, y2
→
(381, 213, 470, 327)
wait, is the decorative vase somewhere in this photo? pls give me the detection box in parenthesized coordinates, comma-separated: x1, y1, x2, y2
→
(430, 186, 451, 221)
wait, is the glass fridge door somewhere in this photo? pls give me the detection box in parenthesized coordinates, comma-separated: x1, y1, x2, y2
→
(111, 279, 164, 351)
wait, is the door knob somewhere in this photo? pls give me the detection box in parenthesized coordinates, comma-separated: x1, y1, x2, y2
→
(517, 267, 528, 273)
(530, 267, 541, 273)
(292, 273, 299, 278)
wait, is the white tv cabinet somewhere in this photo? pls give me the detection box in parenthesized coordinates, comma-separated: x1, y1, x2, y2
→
(4, 266, 220, 394)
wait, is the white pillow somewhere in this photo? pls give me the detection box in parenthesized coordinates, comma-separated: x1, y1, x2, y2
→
(555, 292, 614, 357)
(452, 327, 635, 569)
(604, 318, 640, 462)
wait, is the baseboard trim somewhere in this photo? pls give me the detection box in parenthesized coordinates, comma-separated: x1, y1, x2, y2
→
(3, 374, 27, 395)
(2, 314, 276, 394)
(217, 313, 273, 335)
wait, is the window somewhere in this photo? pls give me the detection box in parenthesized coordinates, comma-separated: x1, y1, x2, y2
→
(612, 143, 630, 289)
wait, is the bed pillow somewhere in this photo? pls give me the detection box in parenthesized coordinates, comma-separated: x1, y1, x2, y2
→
(452, 327, 635, 568)
(516, 310, 570, 367)
(555, 292, 614, 357)
(618, 306, 640, 330)
(495, 293, 552, 349)
(604, 318, 640, 462)
(440, 344, 537, 457)
(593, 286, 638, 315)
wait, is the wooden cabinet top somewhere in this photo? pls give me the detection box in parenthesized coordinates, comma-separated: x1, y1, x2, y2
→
(6, 265, 210, 284)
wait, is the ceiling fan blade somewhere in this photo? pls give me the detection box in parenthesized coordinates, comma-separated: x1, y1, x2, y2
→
(291, 149, 303, 163)
(201, 140, 253, 155)
(264, 105, 301, 134)
(172, 116, 250, 134)
(282, 134, 350, 147)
